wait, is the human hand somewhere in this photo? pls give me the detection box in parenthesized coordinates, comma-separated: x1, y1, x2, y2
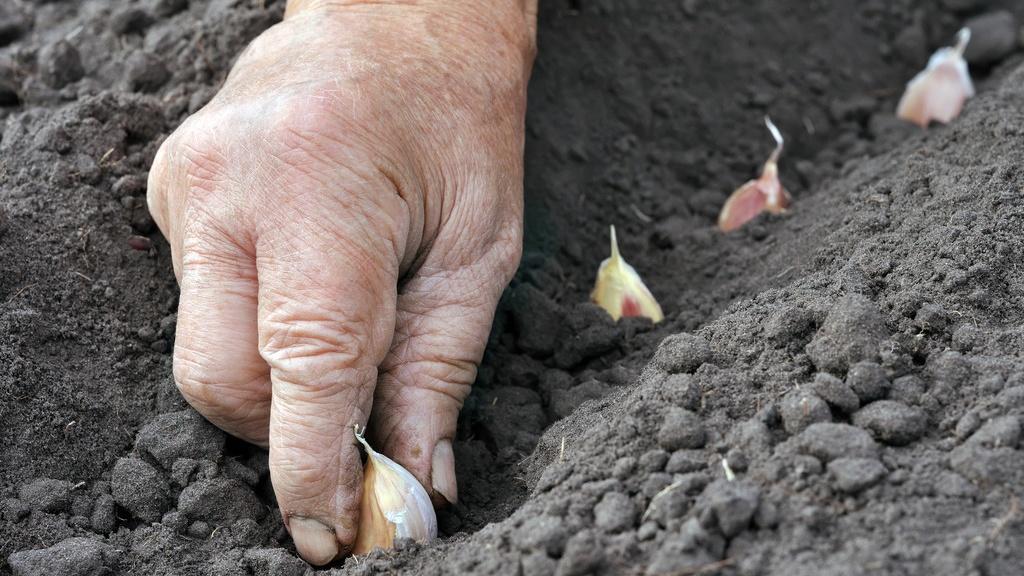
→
(147, 0, 536, 564)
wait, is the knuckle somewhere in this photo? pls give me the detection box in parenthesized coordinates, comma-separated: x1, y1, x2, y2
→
(259, 309, 380, 395)
(387, 358, 475, 408)
(265, 91, 365, 162)
(493, 220, 524, 282)
(157, 114, 233, 204)
(172, 346, 268, 423)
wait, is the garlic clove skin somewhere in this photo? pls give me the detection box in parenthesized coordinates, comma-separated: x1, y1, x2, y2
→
(718, 117, 791, 232)
(897, 28, 974, 128)
(352, 427, 437, 555)
(591, 225, 664, 323)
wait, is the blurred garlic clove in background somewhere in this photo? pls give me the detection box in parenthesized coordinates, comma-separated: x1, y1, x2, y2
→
(718, 116, 790, 232)
(897, 28, 975, 128)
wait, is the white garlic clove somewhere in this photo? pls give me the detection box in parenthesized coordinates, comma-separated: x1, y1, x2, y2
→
(718, 116, 791, 232)
(352, 427, 437, 555)
(897, 28, 974, 128)
(591, 225, 664, 323)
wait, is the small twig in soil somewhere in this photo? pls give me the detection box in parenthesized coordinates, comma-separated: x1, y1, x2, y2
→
(772, 265, 794, 279)
(721, 458, 735, 481)
(73, 270, 94, 282)
(802, 116, 816, 135)
(98, 148, 115, 166)
(630, 203, 653, 223)
(559, 436, 566, 463)
(3, 283, 36, 305)
(642, 480, 685, 523)
(988, 496, 1020, 541)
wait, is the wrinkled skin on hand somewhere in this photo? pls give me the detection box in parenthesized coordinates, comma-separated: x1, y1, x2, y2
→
(147, 0, 536, 564)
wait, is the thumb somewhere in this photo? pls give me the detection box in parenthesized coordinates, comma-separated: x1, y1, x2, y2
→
(370, 241, 518, 506)
(257, 222, 399, 565)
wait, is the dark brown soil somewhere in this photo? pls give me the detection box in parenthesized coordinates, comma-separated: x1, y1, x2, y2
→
(2, 1, 1024, 575)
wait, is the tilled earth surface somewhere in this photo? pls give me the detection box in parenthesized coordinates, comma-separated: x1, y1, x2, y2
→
(2, 0, 1024, 575)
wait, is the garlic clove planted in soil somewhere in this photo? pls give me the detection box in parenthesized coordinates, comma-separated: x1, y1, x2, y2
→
(352, 426, 437, 555)
(591, 225, 664, 323)
(897, 28, 974, 128)
(718, 116, 791, 232)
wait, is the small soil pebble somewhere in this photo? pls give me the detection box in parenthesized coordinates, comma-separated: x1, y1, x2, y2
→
(965, 415, 1021, 448)
(963, 11, 1019, 66)
(123, 50, 170, 93)
(521, 551, 557, 576)
(651, 333, 712, 374)
(661, 373, 702, 410)
(71, 494, 93, 517)
(845, 361, 890, 403)
(178, 478, 266, 526)
(700, 480, 760, 537)
(18, 478, 72, 513)
(38, 40, 84, 89)
(552, 303, 621, 369)
(508, 283, 562, 357)
(780, 389, 832, 434)
(797, 423, 879, 462)
(657, 408, 707, 450)
(646, 521, 720, 576)
(827, 457, 886, 494)
(243, 548, 308, 576)
(933, 471, 976, 497)
(557, 530, 603, 576)
(8, 537, 111, 576)
(805, 295, 886, 374)
(666, 450, 706, 474)
(112, 174, 146, 197)
(231, 517, 262, 546)
(729, 419, 772, 454)
(889, 375, 926, 405)
(111, 7, 154, 35)
(187, 520, 212, 539)
(515, 515, 568, 557)
(1, 498, 29, 521)
(638, 449, 669, 472)
(162, 511, 189, 533)
(593, 491, 637, 533)
(111, 456, 170, 522)
(136, 409, 226, 469)
(852, 400, 928, 446)
(810, 372, 860, 414)
(90, 494, 116, 534)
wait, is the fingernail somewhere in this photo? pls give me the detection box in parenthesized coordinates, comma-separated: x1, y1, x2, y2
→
(431, 439, 458, 505)
(290, 517, 338, 566)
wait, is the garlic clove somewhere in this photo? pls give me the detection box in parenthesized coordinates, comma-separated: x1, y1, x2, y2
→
(718, 116, 791, 232)
(352, 426, 437, 555)
(591, 225, 664, 323)
(897, 28, 974, 128)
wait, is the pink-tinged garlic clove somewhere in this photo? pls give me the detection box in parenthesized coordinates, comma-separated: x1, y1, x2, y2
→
(591, 225, 664, 323)
(897, 28, 974, 128)
(718, 117, 791, 232)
